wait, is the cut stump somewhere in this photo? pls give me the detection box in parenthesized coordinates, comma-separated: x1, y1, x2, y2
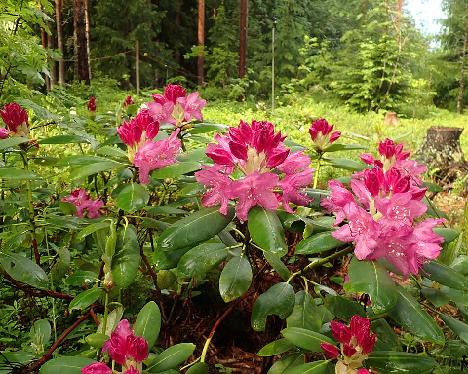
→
(384, 111, 399, 126)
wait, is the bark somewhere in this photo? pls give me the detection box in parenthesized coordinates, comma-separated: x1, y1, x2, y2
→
(384, 111, 399, 125)
(55, 0, 65, 85)
(197, 0, 205, 86)
(457, 27, 467, 114)
(40, 20, 50, 91)
(395, 0, 404, 35)
(47, 19, 57, 88)
(84, 0, 92, 80)
(73, 0, 90, 84)
(239, 0, 248, 78)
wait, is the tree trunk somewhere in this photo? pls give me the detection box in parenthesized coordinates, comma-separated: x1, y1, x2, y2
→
(395, 0, 404, 34)
(55, 0, 65, 86)
(84, 0, 92, 80)
(457, 27, 467, 114)
(73, 0, 90, 84)
(197, 0, 205, 86)
(415, 127, 467, 184)
(40, 18, 50, 91)
(239, 0, 248, 78)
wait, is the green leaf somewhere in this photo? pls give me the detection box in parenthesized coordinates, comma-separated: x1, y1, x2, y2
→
(64, 270, 98, 286)
(85, 333, 108, 348)
(421, 287, 450, 307)
(69, 288, 102, 311)
(372, 319, 401, 351)
(283, 360, 332, 374)
(154, 247, 191, 271)
(282, 327, 335, 352)
(345, 258, 397, 313)
(151, 162, 201, 179)
(38, 135, 88, 144)
(324, 295, 365, 320)
(0, 167, 39, 180)
(70, 161, 120, 180)
(147, 343, 195, 372)
(39, 356, 95, 374)
(267, 354, 304, 374)
(30, 318, 51, 348)
(433, 228, 459, 244)
(0, 252, 48, 289)
(177, 243, 228, 279)
(189, 122, 228, 134)
(423, 261, 467, 290)
(388, 287, 445, 345)
(252, 282, 295, 331)
(325, 158, 365, 171)
(248, 207, 287, 257)
(219, 255, 252, 302)
(111, 225, 140, 288)
(295, 231, 344, 255)
(76, 221, 110, 242)
(158, 207, 235, 251)
(440, 314, 468, 344)
(115, 183, 149, 213)
(134, 301, 161, 349)
(0, 137, 29, 150)
(287, 291, 323, 332)
(322, 143, 366, 152)
(264, 252, 291, 281)
(257, 338, 295, 356)
(186, 362, 209, 374)
(365, 352, 436, 374)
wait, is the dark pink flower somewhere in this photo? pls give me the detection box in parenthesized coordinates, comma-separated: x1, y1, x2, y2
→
(88, 96, 96, 112)
(0, 128, 9, 139)
(357, 369, 371, 374)
(81, 362, 112, 374)
(331, 315, 376, 356)
(124, 95, 134, 107)
(320, 342, 340, 359)
(309, 118, 341, 149)
(378, 138, 410, 161)
(230, 172, 279, 222)
(62, 189, 104, 218)
(152, 84, 187, 105)
(133, 131, 181, 184)
(102, 319, 148, 366)
(0, 102, 29, 137)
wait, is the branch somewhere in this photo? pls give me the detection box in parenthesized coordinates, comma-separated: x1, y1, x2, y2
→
(3, 272, 73, 300)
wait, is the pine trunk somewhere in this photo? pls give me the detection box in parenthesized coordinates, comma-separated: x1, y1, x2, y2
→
(457, 27, 467, 114)
(197, 0, 205, 86)
(55, 0, 65, 85)
(73, 0, 90, 84)
(239, 0, 248, 78)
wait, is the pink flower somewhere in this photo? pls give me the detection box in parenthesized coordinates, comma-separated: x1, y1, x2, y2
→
(133, 131, 181, 184)
(62, 189, 104, 218)
(102, 319, 148, 366)
(357, 369, 371, 374)
(279, 169, 313, 213)
(309, 118, 341, 149)
(88, 96, 96, 112)
(331, 315, 376, 356)
(276, 151, 311, 174)
(230, 172, 279, 222)
(152, 84, 187, 105)
(378, 138, 410, 161)
(176, 92, 207, 122)
(320, 342, 340, 359)
(0, 128, 9, 139)
(195, 166, 233, 215)
(321, 180, 355, 225)
(0, 102, 29, 137)
(81, 362, 112, 374)
(374, 192, 427, 226)
(147, 101, 175, 125)
(117, 110, 160, 147)
(124, 95, 134, 107)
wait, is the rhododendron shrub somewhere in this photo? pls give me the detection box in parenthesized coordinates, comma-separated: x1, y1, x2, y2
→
(0, 91, 463, 374)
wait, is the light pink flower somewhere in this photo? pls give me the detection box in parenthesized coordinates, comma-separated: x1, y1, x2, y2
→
(88, 96, 96, 112)
(0, 128, 9, 139)
(147, 101, 175, 125)
(309, 118, 341, 149)
(279, 169, 313, 213)
(62, 189, 104, 218)
(374, 192, 427, 226)
(276, 151, 311, 174)
(321, 180, 355, 225)
(176, 92, 206, 122)
(133, 131, 181, 184)
(102, 319, 148, 366)
(412, 218, 446, 263)
(81, 362, 112, 374)
(195, 166, 233, 215)
(0, 102, 29, 137)
(230, 172, 279, 222)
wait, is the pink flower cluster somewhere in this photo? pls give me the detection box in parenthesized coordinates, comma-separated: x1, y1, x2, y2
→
(88, 96, 96, 112)
(196, 120, 313, 221)
(117, 109, 181, 184)
(322, 138, 445, 276)
(123, 95, 134, 107)
(320, 315, 375, 374)
(62, 189, 104, 218)
(147, 84, 206, 126)
(309, 118, 341, 150)
(0, 102, 29, 138)
(82, 319, 148, 374)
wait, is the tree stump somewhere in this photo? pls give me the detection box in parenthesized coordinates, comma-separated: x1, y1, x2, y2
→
(415, 126, 467, 189)
(384, 111, 399, 126)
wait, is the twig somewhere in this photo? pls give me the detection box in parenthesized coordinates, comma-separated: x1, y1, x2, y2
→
(26, 310, 92, 372)
(3, 272, 73, 300)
